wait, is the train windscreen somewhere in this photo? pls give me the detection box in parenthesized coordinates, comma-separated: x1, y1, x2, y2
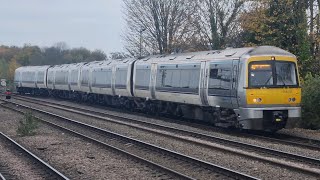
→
(248, 61, 298, 88)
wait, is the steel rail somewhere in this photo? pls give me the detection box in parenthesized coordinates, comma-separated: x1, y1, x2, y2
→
(12, 96, 320, 165)
(0, 172, 5, 180)
(1, 100, 259, 180)
(0, 131, 69, 180)
(8, 96, 320, 177)
(0, 102, 194, 180)
(13, 95, 320, 151)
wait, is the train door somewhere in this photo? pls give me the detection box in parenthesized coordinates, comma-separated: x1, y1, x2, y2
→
(68, 68, 72, 91)
(18, 71, 22, 87)
(111, 65, 116, 96)
(88, 67, 93, 93)
(150, 63, 157, 100)
(77, 64, 84, 91)
(35, 70, 39, 88)
(129, 61, 136, 97)
(200, 61, 209, 106)
(53, 70, 56, 90)
(231, 59, 239, 108)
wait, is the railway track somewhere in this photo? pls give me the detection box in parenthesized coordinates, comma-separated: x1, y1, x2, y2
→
(0, 172, 5, 180)
(5, 96, 320, 178)
(13, 94, 320, 150)
(0, 131, 69, 180)
(0, 100, 258, 180)
(0, 166, 11, 180)
(12, 96, 320, 152)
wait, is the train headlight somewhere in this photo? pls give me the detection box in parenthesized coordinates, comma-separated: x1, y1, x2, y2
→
(288, 98, 296, 102)
(253, 98, 262, 103)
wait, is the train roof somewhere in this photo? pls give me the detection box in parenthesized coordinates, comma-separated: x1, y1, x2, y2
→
(136, 46, 295, 64)
(15, 65, 50, 72)
(15, 46, 295, 71)
(84, 58, 136, 69)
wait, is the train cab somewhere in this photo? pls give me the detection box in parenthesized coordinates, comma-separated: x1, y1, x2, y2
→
(236, 47, 301, 131)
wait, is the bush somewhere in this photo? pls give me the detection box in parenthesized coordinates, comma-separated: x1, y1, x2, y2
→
(17, 111, 39, 136)
(301, 74, 320, 129)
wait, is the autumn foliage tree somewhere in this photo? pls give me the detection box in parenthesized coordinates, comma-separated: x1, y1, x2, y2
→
(240, 0, 311, 75)
(0, 43, 107, 82)
(7, 58, 20, 81)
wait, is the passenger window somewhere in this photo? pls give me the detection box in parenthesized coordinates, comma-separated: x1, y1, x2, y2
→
(48, 72, 53, 84)
(70, 70, 78, 85)
(208, 62, 232, 96)
(189, 69, 200, 89)
(164, 70, 173, 87)
(156, 64, 200, 94)
(92, 70, 112, 88)
(37, 72, 44, 83)
(171, 70, 181, 87)
(180, 70, 189, 88)
(135, 68, 150, 90)
(115, 68, 127, 89)
(210, 69, 219, 79)
(81, 70, 89, 86)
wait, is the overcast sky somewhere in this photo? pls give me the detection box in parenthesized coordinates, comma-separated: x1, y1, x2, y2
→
(0, 0, 125, 54)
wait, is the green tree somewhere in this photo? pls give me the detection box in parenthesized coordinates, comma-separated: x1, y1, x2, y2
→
(7, 58, 21, 81)
(0, 58, 9, 78)
(240, 0, 310, 75)
(301, 74, 320, 129)
(90, 50, 107, 61)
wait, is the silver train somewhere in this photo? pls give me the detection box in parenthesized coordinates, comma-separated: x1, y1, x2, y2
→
(14, 46, 302, 131)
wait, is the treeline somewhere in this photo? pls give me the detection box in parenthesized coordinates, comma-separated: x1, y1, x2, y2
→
(0, 43, 108, 81)
(123, 0, 320, 77)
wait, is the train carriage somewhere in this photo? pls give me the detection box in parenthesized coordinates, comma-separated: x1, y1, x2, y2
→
(134, 54, 203, 105)
(89, 60, 113, 95)
(14, 46, 301, 131)
(15, 66, 50, 95)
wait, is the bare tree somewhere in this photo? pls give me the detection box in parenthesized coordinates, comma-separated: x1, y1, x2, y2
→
(123, 0, 199, 56)
(195, 0, 246, 50)
(109, 52, 131, 60)
(53, 42, 68, 52)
